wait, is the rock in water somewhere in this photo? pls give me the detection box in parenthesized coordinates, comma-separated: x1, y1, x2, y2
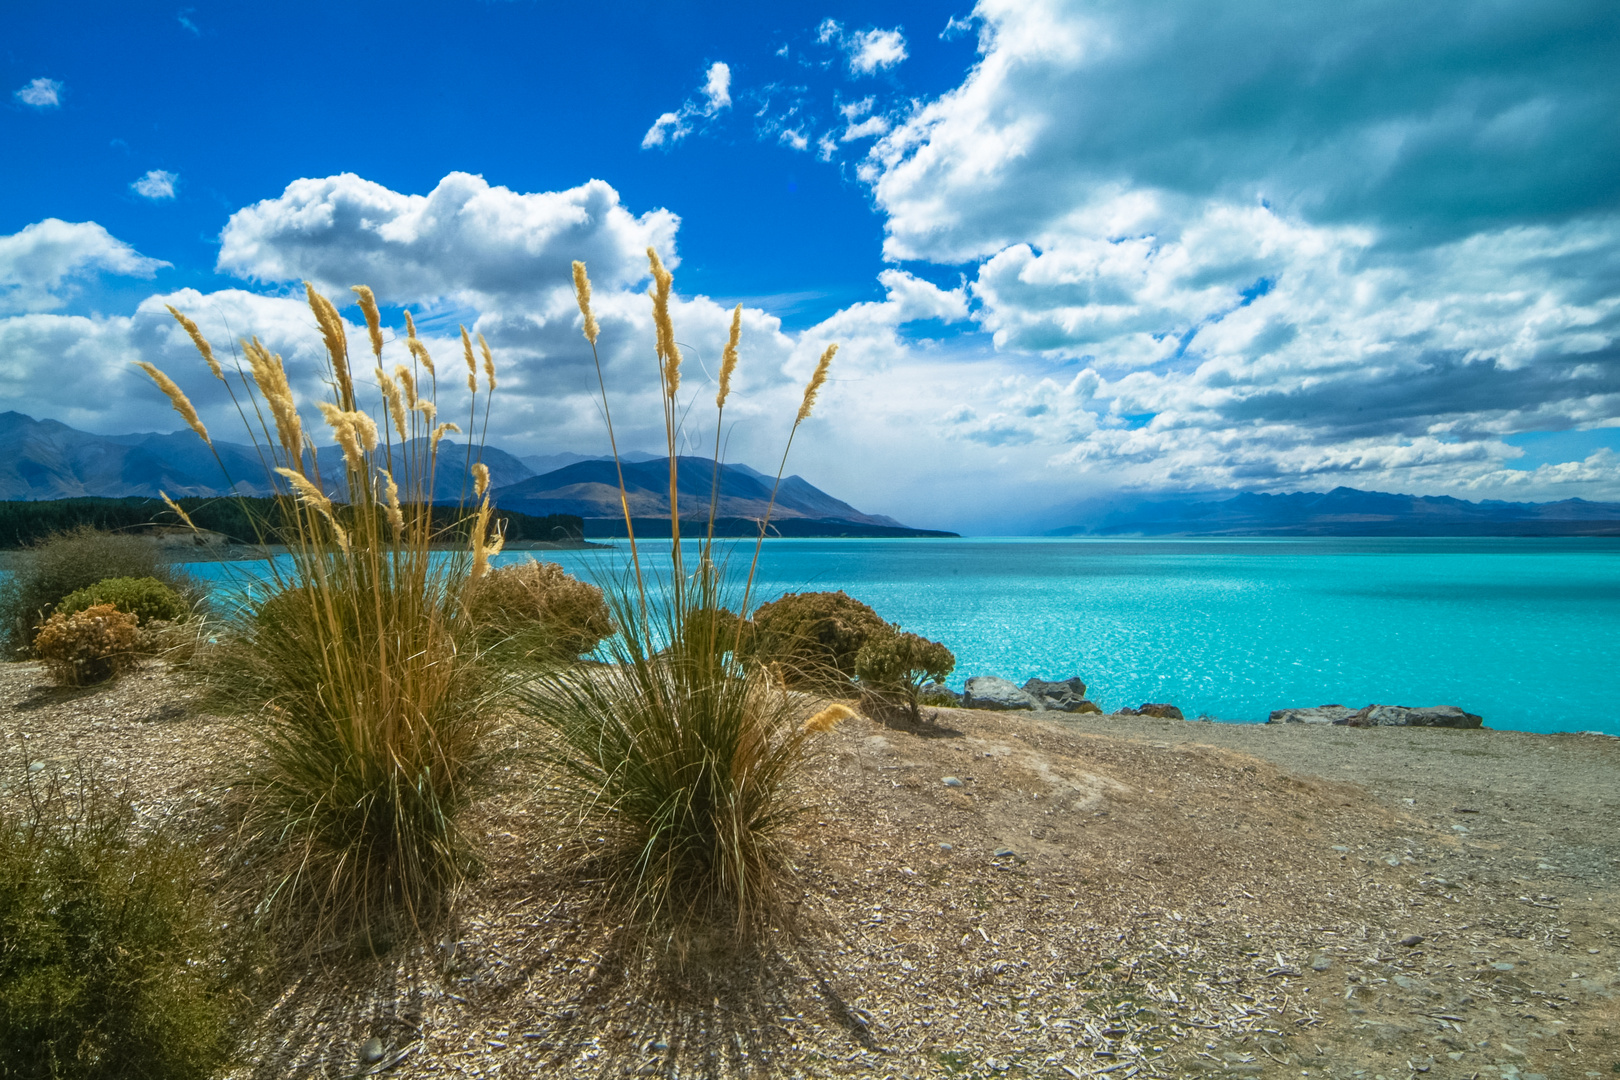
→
(1269, 705, 1356, 724)
(962, 676, 1041, 711)
(1136, 703, 1185, 720)
(1023, 677, 1081, 708)
(1346, 704, 1482, 728)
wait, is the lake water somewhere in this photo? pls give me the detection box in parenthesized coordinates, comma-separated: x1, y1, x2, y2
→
(184, 536, 1620, 736)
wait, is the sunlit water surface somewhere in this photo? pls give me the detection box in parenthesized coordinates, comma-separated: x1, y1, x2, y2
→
(183, 536, 1620, 735)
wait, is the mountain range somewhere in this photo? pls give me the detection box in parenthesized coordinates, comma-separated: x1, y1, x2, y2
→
(0, 411, 933, 533)
(1049, 487, 1620, 537)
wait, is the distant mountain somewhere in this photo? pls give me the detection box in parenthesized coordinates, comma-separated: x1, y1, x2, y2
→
(0, 410, 528, 504)
(1049, 487, 1620, 537)
(0, 412, 942, 535)
(518, 450, 660, 473)
(490, 456, 908, 527)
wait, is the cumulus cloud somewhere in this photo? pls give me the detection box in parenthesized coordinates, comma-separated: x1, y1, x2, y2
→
(642, 62, 732, 148)
(131, 169, 178, 200)
(218, 171, 678, 307)
(817, 21, 908, 75)
(0, 219, 168, 315)
(13, 78, 62, 108)
(841, 0, 1620, 505)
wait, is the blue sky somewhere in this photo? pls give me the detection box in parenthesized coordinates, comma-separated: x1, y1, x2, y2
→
(3, 0, 1619, 531)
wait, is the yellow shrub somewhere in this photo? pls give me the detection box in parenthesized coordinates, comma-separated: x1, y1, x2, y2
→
(33, 604, 140, 686)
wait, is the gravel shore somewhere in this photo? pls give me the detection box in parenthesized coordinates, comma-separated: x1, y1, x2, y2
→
(2, 661, 1615, 1079)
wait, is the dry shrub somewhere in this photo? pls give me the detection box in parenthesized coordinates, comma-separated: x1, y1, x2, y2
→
(0, 527, 191, 658)
(32, 605, 140, 687)
(467, 558, 613, 662)
(749, 590, 890, 693)
(854, 627, 956, 723)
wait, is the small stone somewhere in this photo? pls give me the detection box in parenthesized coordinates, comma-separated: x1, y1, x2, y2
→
(939, 842, 953, 852)
(1386, 856, 1402, 867)
(1398, 934, 1424, 947)
(359, 1036, 385, 1065)
(993, 847, 1015, 858)
(1331, 845, 1350, 852)
(1491, 961, 1515, 971)
(942, 776, 964, 788)
(27, 761, 45, 773)
(1536, 863, 1555, 870)
(1310, 954, 1333, 972)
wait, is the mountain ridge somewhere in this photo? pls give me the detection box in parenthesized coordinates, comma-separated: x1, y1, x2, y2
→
(1049, 486, 1620, 536)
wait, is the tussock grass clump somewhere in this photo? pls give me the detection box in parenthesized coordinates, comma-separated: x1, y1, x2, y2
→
(32, 605, 141, 687)
(144, 284, 506, 941)
(0, 527, 190, 658)
(467, 558, 614, 664)
(518, 255, 840, 945)
(0, 775, 237, 1080)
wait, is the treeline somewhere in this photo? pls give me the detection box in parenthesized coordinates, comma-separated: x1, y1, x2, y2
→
(0, 497, 583, 548)
(581, 516, 959, 539)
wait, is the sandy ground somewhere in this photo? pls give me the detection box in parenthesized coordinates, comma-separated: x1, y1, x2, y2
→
(2, 661, 1616, 1080)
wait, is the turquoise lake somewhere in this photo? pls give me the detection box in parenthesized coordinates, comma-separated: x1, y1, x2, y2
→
(184, 536, 1620, 736)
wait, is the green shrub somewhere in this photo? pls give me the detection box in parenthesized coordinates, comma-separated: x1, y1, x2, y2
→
(0, 528, 190, 658)
(31, 605, 141, 687)
(0, 778, 236, 1080)
(748, 590, 889, 692)
(54, 577, 186, 627)
(855, 627, 956, 723)
(466, 559, 614, 662)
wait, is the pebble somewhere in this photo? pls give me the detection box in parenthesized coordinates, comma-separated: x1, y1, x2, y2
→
(27, 761, 44, 773)
(939, 843, 953, 852)
(993, 847, 1015, 858)
(1492, 961, 1515, 971)
(359, 1036, 385, 1065)
(1398, 934, 1424, 947)
(1310, 954, 1333, 972)
(942, 776, 964, 788)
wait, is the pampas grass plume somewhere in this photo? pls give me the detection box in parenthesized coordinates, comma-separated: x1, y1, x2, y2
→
(801, 703, 857, 734)
(478, 333, 496, 392)
(431, 421, 460, 452)
(717, 303, 741, 409)
(134, 361, 210, 445)
(165, 305, 223, 381)
(351, 285, 386, 361)
(796, 344, 838, 424)
(647, 248, 680, 398)
(305, 283, 353, 408)
(571, 260, 599, 345)
(378, 366, 408, 441)
(472, 462, 490, 498)
(160, 490, 197, 531)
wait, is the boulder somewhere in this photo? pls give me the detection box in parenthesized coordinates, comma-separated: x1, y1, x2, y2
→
(918, 683, 962, 706)
(1346, 704, 1482, 729)
(962, 676, 1041, 711)
(1137, 703, 1185, 720)
(1022, 677, 1094, 712)
(1269, 705, 1356, 724)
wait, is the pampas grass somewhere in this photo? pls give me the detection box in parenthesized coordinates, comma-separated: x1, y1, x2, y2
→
(522, 256, 839, 947)
(149, 284, 504, 944)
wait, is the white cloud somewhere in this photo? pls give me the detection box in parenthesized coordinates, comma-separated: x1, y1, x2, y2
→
(838, 0, 1620, 505)
(0, 219, 168, 315)
(13, 78, 62, 108)
(217, 171, 677, 307)
(131, 169, 178, 200)
(817, 21, 908, 75)
(641, 62, 732, 148)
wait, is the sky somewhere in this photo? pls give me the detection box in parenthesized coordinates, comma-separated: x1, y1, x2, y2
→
(2, 0, 1618, 533)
